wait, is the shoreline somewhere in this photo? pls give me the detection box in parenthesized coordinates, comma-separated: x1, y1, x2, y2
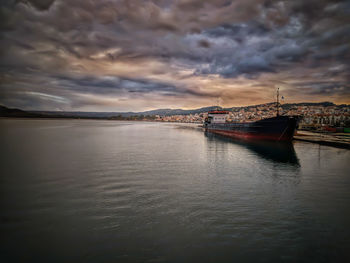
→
(294, 131, 350, 149)
(1, 117, 349, 149)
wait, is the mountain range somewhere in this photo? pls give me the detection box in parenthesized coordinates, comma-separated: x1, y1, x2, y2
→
(0, 102, 346, 119)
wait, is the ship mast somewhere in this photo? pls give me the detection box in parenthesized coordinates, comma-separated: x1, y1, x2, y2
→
(276, 88, 279, 117)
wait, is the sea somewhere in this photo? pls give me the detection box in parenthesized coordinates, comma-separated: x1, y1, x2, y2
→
(1, 119, 350, 263)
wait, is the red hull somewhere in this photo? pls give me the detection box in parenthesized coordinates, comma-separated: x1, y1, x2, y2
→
(206, 129, 294, 142)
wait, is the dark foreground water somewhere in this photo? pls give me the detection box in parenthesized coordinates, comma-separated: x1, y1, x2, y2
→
(1, 119, 350, 263)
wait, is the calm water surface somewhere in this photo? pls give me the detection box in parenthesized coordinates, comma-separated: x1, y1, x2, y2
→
(1, 119, 350, 262)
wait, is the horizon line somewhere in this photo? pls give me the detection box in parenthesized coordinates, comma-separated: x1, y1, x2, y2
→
(2, 101, 349, 114)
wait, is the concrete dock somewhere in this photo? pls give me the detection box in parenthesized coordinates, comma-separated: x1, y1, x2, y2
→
(294, 131, 350, 149)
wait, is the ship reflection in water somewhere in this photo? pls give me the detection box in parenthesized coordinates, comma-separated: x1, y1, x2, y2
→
(204, 131, 299, 166)
(3, 120, 350, 263)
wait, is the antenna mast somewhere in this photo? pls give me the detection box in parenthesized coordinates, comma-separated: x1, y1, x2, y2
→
(276, 88, 279, 117)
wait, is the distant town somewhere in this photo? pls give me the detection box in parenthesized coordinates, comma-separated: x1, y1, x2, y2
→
(153, 103, 350, 129)
(1, 102, 350, 130)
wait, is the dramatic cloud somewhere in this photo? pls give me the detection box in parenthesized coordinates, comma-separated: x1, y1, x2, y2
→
(19, 0, 55, 11)
(0, 0, 349, 111)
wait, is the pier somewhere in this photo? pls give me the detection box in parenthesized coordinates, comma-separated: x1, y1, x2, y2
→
(294, 131, 350, 149)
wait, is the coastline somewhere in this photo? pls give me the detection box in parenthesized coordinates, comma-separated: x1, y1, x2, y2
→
(294, 131, 350, 149)
(1, 117, 349, 149)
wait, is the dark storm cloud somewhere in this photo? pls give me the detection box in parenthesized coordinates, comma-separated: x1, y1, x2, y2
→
(193, 1, 350, 79)
(53, 74, 182, 95)
(198, 39, 211, 48)
(56, 74, 218, 98)
(294, 81, 350, 96)
(18, 0, 55, 10)
(0, 0, 349, 110)
(206, 22, 270, 38)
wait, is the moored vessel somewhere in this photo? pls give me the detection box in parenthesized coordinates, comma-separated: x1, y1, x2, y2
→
(204, 112, 298, 142)
(203, 89, 299, 142)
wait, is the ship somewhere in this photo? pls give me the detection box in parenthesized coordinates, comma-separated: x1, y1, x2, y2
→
(203, 89, 299, 142)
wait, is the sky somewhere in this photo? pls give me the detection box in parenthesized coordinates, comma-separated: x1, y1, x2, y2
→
(0, 0, 350, 111)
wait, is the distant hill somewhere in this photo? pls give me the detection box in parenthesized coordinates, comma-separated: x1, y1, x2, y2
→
(0, 105, 41, 118)
(29, 106, 221, 117)
(225, 101, 336, 111)
(0, 102, 344, 119)
(141, 106, 220, 116)
(31, 110, 129, 118)
(281, 102, 335, 109)
(129, 102, 338, 116)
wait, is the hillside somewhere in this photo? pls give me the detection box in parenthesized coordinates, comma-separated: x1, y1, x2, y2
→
(0, 102, 344, 119)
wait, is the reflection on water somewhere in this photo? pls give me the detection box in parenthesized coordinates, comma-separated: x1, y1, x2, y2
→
(204, 131, 299, 165)
(1, 120, 350, 263)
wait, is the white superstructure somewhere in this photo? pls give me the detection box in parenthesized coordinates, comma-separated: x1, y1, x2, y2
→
(208, 111, 229, 124)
